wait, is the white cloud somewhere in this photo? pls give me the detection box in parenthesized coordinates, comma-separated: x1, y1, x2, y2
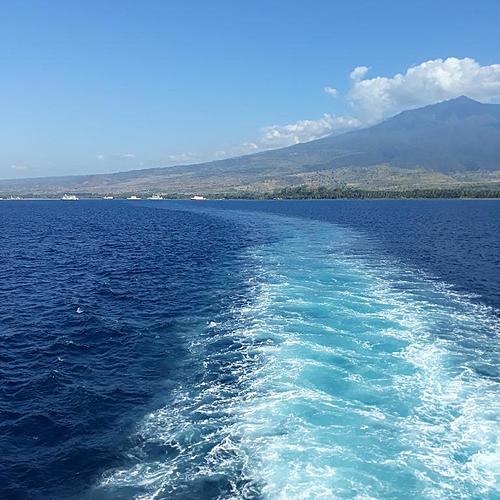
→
(324, 86, 338, 97)
(209, 115, 361, 157)
(350, 66, 369, 81)
(97, 153, 136, 161)
(348, 57, 500, 121)
(259, 113, 361, 148)
(10, 164, 28, 171)
(242, 141, 259, 151)
(166, 116, 362, 164)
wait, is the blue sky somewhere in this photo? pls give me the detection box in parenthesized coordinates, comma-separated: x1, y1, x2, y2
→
(1, 0, 500, 178)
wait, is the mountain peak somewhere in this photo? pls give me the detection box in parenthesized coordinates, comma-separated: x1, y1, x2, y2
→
(449, 95, 479, 104)
(387, 95, 493, 125)
(436, 95, 484, 109)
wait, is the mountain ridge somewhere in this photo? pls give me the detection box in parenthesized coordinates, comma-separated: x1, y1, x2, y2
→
(2, 96, 500, 194)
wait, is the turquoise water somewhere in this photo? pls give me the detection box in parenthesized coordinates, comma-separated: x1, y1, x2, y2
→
(97, 209, 499, 499)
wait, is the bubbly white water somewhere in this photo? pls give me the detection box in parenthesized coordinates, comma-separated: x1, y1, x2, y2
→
(96, 213, 499, 499)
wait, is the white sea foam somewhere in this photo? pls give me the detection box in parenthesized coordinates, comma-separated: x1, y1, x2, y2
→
(95, 213, 499, 499)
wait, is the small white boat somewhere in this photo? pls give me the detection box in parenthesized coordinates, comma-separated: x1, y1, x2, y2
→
(103, 196, 114, 200)
(9, 196, 22, 200)
(61, 194, 79, 200)
(190, 195, 206, 201)
(147, 194, 163, 200)
(127, 195, 140, 200)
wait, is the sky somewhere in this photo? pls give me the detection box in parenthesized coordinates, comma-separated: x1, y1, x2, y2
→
(1, 0, 500, 179)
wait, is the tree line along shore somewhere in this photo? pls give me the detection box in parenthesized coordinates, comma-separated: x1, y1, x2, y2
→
(2, 185, 500, 200)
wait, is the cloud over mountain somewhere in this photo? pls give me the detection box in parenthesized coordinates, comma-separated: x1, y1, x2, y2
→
(348, 57, 500, 121)
(254, 57, 500, 149)
(259, 114, 361, 148)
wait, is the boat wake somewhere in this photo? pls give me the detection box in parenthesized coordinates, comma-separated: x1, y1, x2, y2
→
(94, 212, 499, 499)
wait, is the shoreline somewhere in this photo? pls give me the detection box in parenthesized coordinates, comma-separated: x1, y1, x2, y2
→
(1, 196, 500, 202)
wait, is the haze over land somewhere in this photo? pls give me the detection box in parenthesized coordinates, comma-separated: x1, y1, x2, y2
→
(2, 96, 500, 195)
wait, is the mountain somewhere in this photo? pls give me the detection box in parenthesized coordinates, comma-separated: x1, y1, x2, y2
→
(2, 96, 500, 195)
(309, 95, 500, 172)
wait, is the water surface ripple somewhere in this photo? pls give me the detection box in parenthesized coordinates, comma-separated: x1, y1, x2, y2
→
(0, 200, 498, 499)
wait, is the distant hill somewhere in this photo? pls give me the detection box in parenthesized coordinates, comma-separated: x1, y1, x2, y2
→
(2, 96, 500, 195)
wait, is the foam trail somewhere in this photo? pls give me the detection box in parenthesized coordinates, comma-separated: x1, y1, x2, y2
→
(95, 213, 499, 499)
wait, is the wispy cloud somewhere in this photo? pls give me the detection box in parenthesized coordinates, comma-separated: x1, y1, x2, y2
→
(97, 153, 136, 161)
(156, 113, 361, 164)
(116, 153, 136, 159)
(140, 151, 210, 168)
(324, 86, 338, 97)
(10, 164, 28, 171)
(166, 152, 199, 163)
(207, 114, 360, 157)
(216, 142, 260, 158)
(259, 114, 361, 148)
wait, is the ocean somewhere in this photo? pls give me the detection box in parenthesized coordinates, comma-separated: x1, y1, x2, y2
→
(0, 200, 498, 499)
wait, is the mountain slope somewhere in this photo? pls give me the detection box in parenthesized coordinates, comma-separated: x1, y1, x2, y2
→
(2, 96, 500, 194)
(309, 96, 500, 172)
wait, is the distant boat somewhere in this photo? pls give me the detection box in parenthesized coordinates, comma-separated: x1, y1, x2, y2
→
(127, 195, 140, 200)
(62, 194, 79, 200)
(9, 196, 22, 200)
(103, 196, 114, 200)
(190, 195, 206, 200)
(147, 194, 163, 200)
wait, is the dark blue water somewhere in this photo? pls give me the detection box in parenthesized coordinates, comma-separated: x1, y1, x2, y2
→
(0, 200, 499, 499)
(0, 202, 269, 499)
(192, 200, 500, 309)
